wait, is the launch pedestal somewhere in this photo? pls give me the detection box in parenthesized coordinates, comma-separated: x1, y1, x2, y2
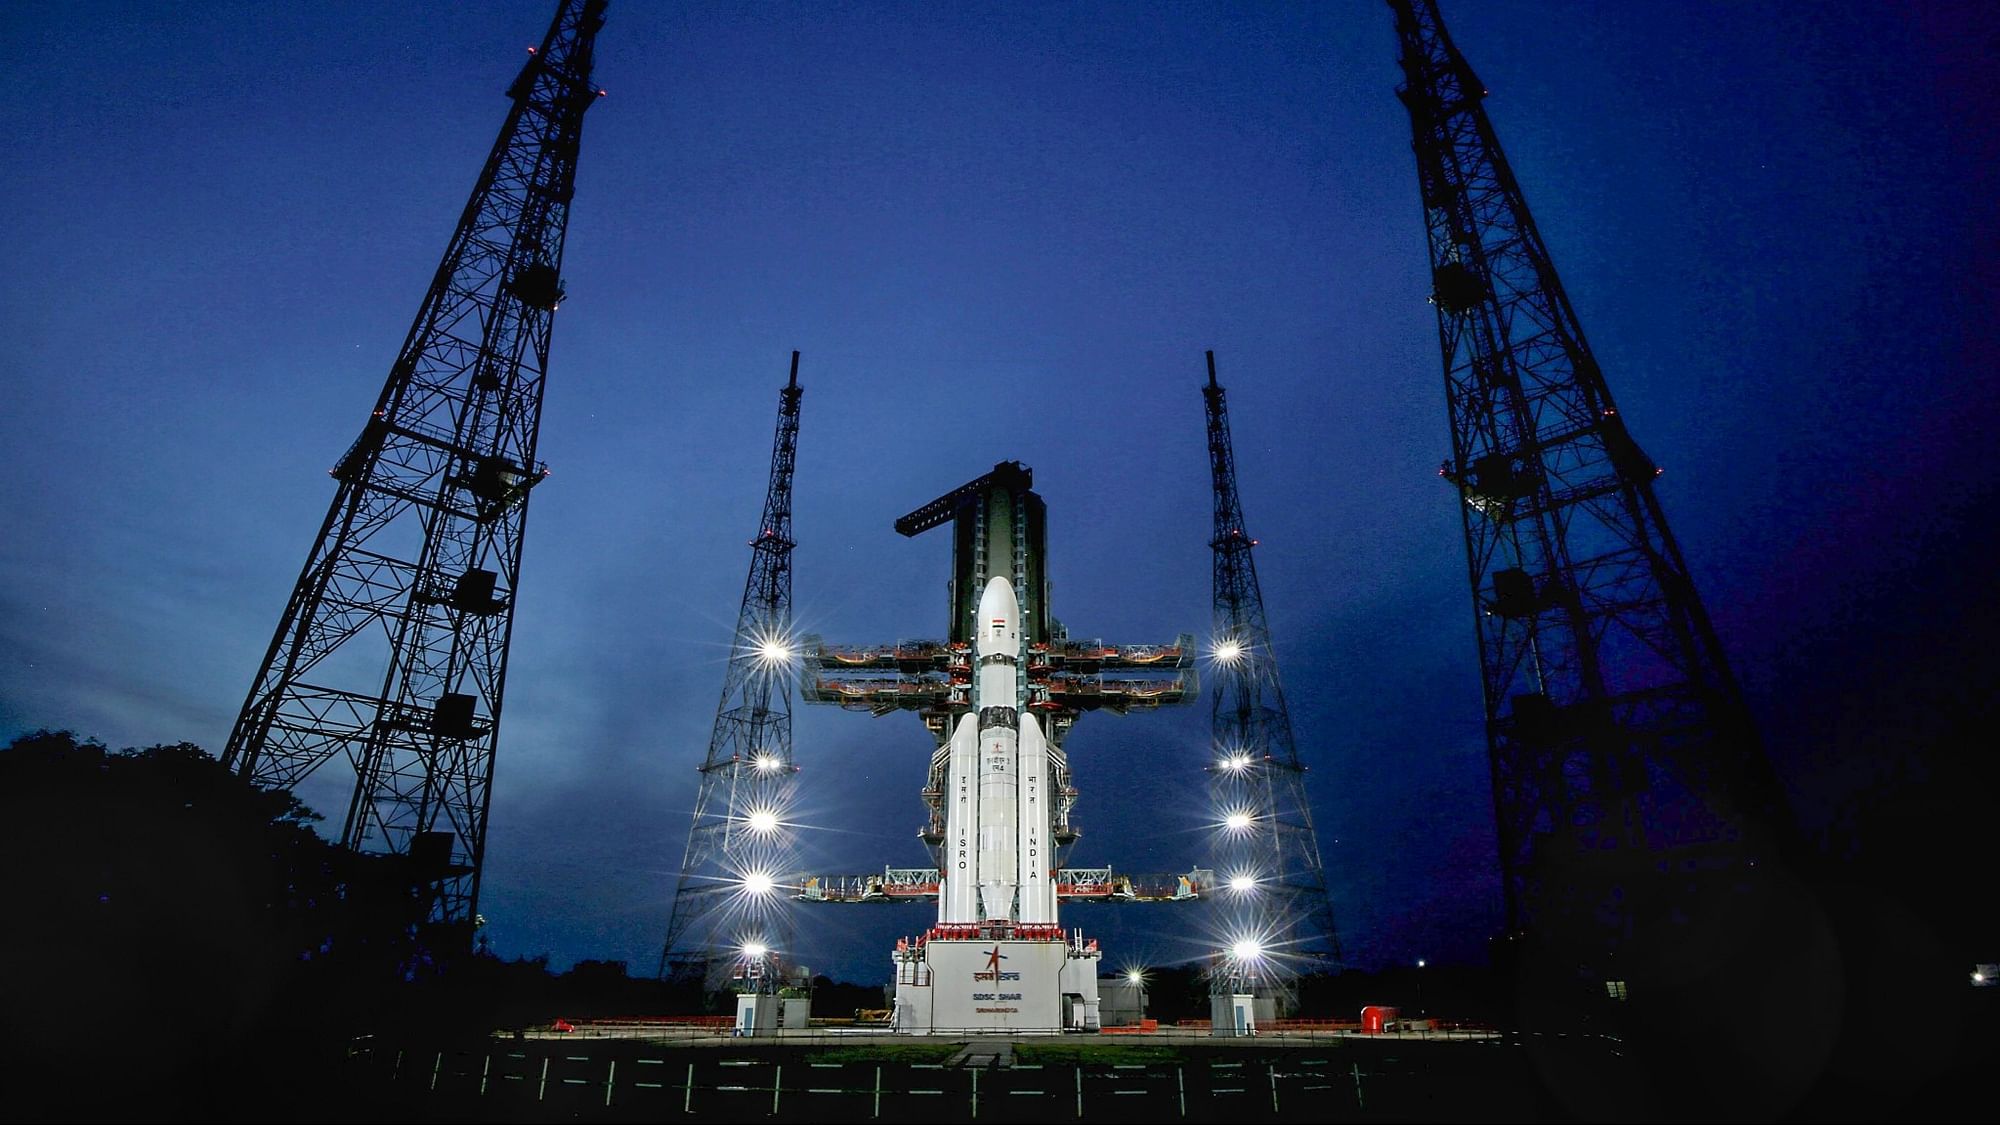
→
(891, 934, 1101, 1034)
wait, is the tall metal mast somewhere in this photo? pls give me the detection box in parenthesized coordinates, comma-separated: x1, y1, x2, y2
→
(1388, 0, 1784, 971)
(659, 352, 805, 985)
(221, 0, 609, 943)
(1203, 351, 1339, 973)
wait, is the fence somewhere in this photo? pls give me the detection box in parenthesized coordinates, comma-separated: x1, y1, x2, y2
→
(350, 1043, 1486, 1121)
(527, 1017, 1501, 1045)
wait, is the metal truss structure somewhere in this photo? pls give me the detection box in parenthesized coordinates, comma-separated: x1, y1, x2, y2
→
(794, 865, 1214, 905)
(1202, 351, 1340, 977)
(1389, 0, 1785, 968)
(658, 352, 805, 985)
(221, 0, 608, 941)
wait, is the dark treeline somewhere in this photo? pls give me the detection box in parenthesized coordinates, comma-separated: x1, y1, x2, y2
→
(0, 730, 893, 1120)
(0, 727, 1483, 1121)
(3, 727, 1992, 1122)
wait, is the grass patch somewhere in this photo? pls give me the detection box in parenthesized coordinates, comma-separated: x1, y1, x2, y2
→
(1013, 1041, 1181, 1066)
(804, 1042, 963, 1065)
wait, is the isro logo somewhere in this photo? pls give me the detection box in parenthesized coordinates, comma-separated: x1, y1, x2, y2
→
(973, 945, 1022, 982)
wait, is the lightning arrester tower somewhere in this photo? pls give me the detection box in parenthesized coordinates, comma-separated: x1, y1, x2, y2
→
(659, 352, 805, 986)
(222, 0, 609, 941)
(1203, 351, 1340, 978)
(1388, 0, 1785, 970)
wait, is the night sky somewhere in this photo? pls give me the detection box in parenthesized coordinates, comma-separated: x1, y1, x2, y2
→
(4, 1, 1995, 985)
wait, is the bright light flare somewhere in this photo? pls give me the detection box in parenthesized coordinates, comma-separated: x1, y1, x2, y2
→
(742, 941, 768, 960)
(1126, 969, 1145, 985)
(1220, 753, 1253, 772)
(742, 870, 776, 896)
(1224, 811, 1254, 831)
(1194, 915, 1293, 985)
(746, 626, 798, 668)
(752, 754, 783, 773)
(1228, 875, 1257, 893)
(746, 809, 780, 834)
(1211, 638, 1245, 664)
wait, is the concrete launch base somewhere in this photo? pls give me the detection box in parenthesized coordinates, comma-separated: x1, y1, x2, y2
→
(891, 938, 1101, 1034)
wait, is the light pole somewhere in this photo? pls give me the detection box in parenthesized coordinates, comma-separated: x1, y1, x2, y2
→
(1416, 959, 1426, 1023)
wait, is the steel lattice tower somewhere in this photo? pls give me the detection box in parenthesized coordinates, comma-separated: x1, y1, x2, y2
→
(658, 353, 805, 986)
(222, 0, 608, 941)
(1203, 351, 1339, 976)
(1389, 0, 1784, 969)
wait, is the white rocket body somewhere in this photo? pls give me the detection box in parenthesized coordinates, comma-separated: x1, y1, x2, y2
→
(936, 574, 1057, 929)
(975, 576, 1021, 923)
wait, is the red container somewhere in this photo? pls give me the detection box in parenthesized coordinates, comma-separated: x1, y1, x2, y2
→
(1360, 1005, 1399, 1034)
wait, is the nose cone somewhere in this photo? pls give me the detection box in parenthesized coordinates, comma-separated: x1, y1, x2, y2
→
(977, 576, 1021, 649)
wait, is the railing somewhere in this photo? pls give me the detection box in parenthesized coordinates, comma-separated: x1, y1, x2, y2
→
(515, 1021, 1509, 1044)
(556, 1016, 734, 1031)
(1037, 635, 1197, 670)
(798, 867, 1209, 904)
(344, 1030, 1551, 1122)
(1044, 674, 1194, 708)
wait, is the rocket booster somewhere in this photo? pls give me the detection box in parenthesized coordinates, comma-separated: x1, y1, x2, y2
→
(1015, 687, 1055, 924)
(942, 711, 979, 923)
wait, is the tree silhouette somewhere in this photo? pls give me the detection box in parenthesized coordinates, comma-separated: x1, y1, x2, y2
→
(0, 730, 420, 1118)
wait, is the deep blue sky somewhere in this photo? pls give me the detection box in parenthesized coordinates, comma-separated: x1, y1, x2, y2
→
(3, 1, 1994, 983)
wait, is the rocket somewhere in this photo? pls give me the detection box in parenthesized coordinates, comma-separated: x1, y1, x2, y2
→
(938, 575, 1057, 928)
